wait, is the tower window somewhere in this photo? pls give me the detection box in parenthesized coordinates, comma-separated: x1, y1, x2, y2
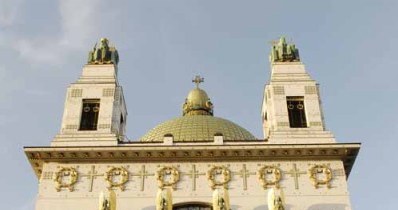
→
(79, 99, 100, 130)
(286, 96, 307, 128)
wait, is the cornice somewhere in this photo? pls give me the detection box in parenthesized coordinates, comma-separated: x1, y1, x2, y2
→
(24, 143, 360, 180)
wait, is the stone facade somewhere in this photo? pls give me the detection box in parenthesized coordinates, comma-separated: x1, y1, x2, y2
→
(28, 141, 358, 210)
(25, 38, 360, 210)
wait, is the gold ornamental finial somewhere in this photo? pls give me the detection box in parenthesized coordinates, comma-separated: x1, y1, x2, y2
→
(183, 75, 214, 116)
(192, 75, 204, 88)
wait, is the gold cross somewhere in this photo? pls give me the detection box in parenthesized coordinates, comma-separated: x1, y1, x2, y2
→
(285, 163, 306, 190)
(131, 165, 154, 191)
(81, 165, 103, 192)
(234, 164, 255, 190)
(192, 75, 204, 88)
(182, 164, 206, 191)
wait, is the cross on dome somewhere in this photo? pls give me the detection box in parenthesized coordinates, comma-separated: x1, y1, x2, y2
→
(192, 75, 204, 88)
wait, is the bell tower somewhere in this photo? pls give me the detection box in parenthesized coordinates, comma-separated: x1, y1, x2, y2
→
(261, 37, 335, 144)
(52, 38, 127, 146)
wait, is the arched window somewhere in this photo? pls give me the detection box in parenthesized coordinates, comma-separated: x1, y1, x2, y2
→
(173, 202, 212, 210)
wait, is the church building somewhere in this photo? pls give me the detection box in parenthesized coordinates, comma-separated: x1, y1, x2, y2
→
(24, 37, 360, 210)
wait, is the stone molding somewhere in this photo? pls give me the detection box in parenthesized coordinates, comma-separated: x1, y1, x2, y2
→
(25, 143, 360, 180)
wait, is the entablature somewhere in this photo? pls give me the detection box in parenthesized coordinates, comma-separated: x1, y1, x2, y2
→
(25, 143, 360, 180)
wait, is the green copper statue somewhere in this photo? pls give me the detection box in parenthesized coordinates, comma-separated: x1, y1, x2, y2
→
(88, 38, 119, 65)
(270, 36, 300, 62)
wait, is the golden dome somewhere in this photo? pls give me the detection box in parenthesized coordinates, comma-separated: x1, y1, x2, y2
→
(140, 76, 256, 142)
(183, 87, 213, 116)
(140, 115, 256, 142)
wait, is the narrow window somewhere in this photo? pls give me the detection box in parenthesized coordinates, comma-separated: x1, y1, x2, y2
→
(79, 99, 100, 130)
(119, 114, 124, 135)
(120, 114, 124, 125)
(286, 96, 307, 128)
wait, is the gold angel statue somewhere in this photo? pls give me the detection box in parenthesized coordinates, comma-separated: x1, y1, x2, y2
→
(98, 189, 116, 210)
(212, 188, 230, 210)
(156, 188, 172, 210)
(267, 188, 285, 210)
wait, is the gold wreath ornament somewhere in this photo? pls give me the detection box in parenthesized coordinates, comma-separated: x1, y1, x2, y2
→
(105, 167, 129, 191)
(156, 166, 180, 189)
(53, 167, 78, 192)
(207, 166, 231, 189)
(309, 164, 333, 188)
(258, 165, 282, 189)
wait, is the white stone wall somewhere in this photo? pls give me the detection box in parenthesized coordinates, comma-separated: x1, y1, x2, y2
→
(262, 62, 335, 144)
(51, 64, 127, 146)
(36, 160, 351, 210)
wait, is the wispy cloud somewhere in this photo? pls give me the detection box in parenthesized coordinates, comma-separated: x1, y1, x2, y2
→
(14, 38, 63, 64)
(0, 0, 23, 27)
(0, 0, 112, 105)
(15, 0, 101, 65)
(58, 0, 102, 49)
(1, 0, 111, 66)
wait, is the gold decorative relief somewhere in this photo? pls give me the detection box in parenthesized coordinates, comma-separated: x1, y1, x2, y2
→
(105, 167, 129, 191)
(156, 166, 180, 189)
(53, 167, 78, 192)
(309, 164, 332, 188)
(207, 166, 231, 189)
(258, 165, 281, 189)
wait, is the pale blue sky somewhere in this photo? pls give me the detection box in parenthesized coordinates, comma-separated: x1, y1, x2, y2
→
(1, 0, 397, 209)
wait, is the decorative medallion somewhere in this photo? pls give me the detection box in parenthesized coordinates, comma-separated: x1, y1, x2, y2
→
(105, 167, 129, 191)
(258, 165, 281, 189)
(53, 167, 78, 192)
(309, 164, 333, 188)
(207, 166, 231, 189)
(156, 166, 180, 189)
